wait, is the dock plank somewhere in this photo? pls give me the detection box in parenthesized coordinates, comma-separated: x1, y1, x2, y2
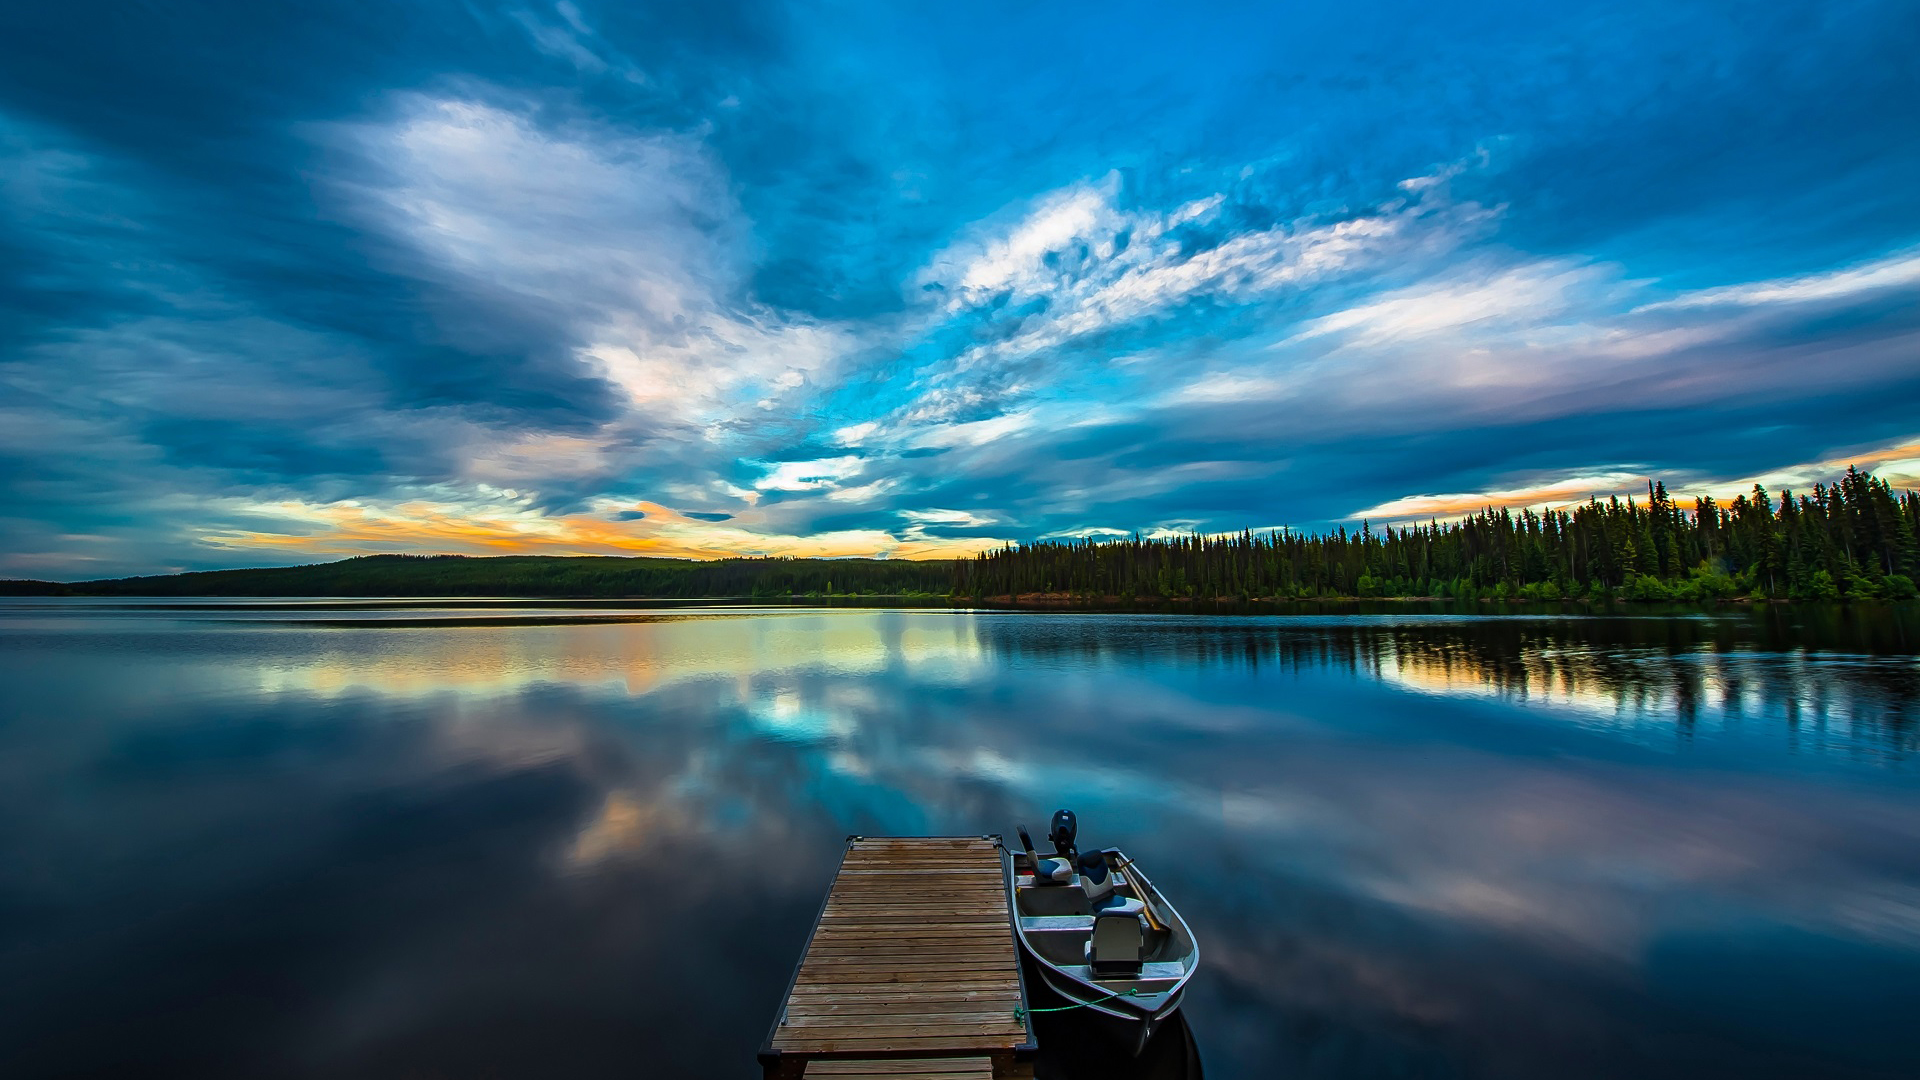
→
(761, 837, 1034, 1080)
(804, 1059, 993, 1079)
(804, 1060, 992, 1079)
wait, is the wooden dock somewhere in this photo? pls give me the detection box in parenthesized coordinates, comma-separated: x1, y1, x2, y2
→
(759, 836, 1037, 1079)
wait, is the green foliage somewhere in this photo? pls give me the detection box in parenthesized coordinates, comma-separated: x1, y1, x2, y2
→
(1668, 562, 1739, 601)
(1517, 580, 1562, 601)
(1802, 569, 1840, 601)
(1621, 574, 1671, 601)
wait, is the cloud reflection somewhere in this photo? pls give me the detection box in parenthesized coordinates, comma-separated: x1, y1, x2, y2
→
(5, 603, 1920, 1077)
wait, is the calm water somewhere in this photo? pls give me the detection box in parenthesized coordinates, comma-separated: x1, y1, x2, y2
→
(2, 600, 1918, 1079)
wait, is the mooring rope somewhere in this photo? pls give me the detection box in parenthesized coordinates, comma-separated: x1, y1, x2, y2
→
(1014, 986, 1143, 1023)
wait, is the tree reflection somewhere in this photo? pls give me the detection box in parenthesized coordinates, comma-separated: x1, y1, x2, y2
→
(973, 608, 1920, 756)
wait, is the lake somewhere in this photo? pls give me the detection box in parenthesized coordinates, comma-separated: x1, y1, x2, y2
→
(1, 599, 1917, 1079)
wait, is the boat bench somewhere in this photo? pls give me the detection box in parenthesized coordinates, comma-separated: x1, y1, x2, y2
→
(1018, 915, 1095, 933)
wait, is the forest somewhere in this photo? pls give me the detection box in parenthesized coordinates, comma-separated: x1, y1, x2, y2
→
(955, 467, 1920, 602)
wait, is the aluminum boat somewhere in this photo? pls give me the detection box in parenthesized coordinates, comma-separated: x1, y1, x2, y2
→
(1009, 810, 1199, 1056)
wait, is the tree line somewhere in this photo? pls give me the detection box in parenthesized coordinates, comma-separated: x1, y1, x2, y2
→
(955, 467, 1920, 602)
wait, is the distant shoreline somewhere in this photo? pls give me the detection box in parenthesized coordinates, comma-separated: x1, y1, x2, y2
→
(954, 591, 1801, 606)
(2, 582, 1892, 610)
(9, 461, 1919, 609)
(0, 553, 953, 600)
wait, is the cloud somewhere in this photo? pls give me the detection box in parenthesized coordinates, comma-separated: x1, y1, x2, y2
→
(335, 94, 836, 423)
(200, 491, 1009, 561)
(902, 163, 1501, 405)
(1351, 472, 1660, 521)
(920, 175, 1126, 304)
(1285, 259, 1627, 348)
(1635, 248, 1920, 311)
(507, 2, 646, 81)
(317, 92, 886, 518)
(898, 508, 997, 527)
(896, 507, 1000, 541)
(1146, 241, 1920, 442)
(752, 456, 866, 492)
(831, 421, 881, 447)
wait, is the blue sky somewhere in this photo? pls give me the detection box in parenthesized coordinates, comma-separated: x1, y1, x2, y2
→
(1, 0, 1917, 576)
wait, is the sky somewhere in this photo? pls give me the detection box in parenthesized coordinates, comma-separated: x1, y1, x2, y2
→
(1, 0, 1917, 578)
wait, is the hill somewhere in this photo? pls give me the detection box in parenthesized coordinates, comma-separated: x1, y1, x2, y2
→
(0, 554, 955, 598)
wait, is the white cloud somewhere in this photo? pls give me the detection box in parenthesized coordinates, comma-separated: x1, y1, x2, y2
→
(826, 478, 900, 503)
(905, 409, 1038, 449)
(897, 507, 1000, 542)
(1286, 260, 1621, 347)
(507, 2, 646, 82)
(925, 174, 1125, 303)
(1637, 248, 1920, 311)
(754, 456, 866, 492)
(1169, 372, 1292, 403)
(832, 421, 881, 447)
(920, 164, 1497, 350)
(1065, 186, 1493, 337)
(899, 508, 997, 527)
(881, 162, 1504, 445)
(1037, 525, 1135, 540)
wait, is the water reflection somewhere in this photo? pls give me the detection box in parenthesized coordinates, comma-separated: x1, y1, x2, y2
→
(0, 601, 1916, 1079)
(968, 612, 1920, 760)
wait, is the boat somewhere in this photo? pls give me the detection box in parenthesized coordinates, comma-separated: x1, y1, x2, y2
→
(1008, 809, 1199, 1056)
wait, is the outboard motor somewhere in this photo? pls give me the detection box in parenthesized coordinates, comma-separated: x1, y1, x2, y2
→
(1048, 809, 1078, 861)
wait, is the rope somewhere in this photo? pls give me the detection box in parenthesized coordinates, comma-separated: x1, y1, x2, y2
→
(1014, 987, 1142, 1023)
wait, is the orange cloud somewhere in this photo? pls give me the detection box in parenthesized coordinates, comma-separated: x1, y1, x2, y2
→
(1354, 472, 1650, 520)
(202, 497, 1006, 561)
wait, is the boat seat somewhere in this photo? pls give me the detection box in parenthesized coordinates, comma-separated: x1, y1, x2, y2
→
(1032, 856, 1074, 884)
(1017, 881, 1089, 916)
(1084, 909, 1144, 978)
(1078, 853, 1145, 917)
